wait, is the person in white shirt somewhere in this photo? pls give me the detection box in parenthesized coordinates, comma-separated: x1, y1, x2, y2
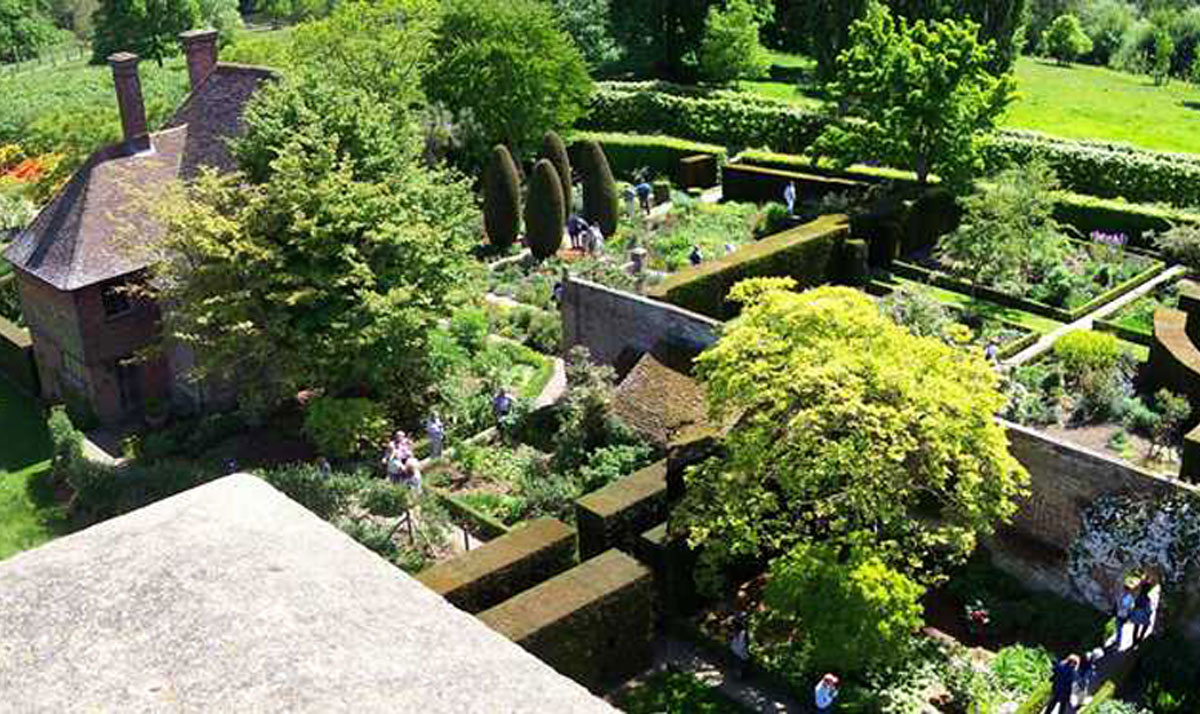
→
(783, 181, 797, 215)
(815, 673, 839, 712)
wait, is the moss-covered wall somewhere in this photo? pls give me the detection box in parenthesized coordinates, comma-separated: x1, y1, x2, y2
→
(417, 517, 576, 614)
(576, 460, 669, 561)
(478, 549, 654, 692)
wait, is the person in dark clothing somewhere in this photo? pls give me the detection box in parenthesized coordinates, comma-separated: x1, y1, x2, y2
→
(1046, 655, 1079, 714)
(566, 214, 588, 250)
(1132, 582, 1154, 643)
(689, 244, 703, 267)
(635, 182, 653, 215)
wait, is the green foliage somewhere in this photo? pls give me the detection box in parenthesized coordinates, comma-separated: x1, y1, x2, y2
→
(425, 0, 592, 155)
(525, 158, 565, 262)
(547, 0, 621, 69)
(259, 463, 363, 520)
(698, 0, 769, 84)
(483, 144, 521, 250)
(570, 131, 726, 185)
(575, 139, 618, 236)
(150, 80, 477, 421)
(1154, 224, 1200, 271)
(1054, 329, 1122, 375)
(615, 670, 750, 714)
(677, 284, 1028, 591)
(302, 396, 390, 460)
(763, 544, 925, 675)
(47, 406, 83, 486)
(358, 480, 411, 518)
(1149, 388, 1191, 458)
(449, 306, 489, 355)
(92, 0, 200, 65)
(817, 4, 1016, 188)
(1044, 14, 1094, 64)
(541, 130, 573, 212)
(939, 161, 1069, 292)
(488, 303, 562, 354)
(879, 286, 955, 340)
(990, 644, 1053, 697)
(0, 0, 63, 62)
(1151, 24, 1175, 85)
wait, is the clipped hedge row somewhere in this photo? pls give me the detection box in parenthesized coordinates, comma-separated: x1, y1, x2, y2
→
(0, 312, 37, 395)
(722, 163, 866, 205)
(575, 459, 668, 560)
(584, 83, 1200, 207)
(569, 131, 726, 186)
(1051, 193, 1200, 248)
(649, 214, 850, 319)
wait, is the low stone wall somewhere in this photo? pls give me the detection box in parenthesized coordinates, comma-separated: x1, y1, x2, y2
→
(417, 518, 576, 614)
(479, 549, 653, 692)
(576, 460, 669, 560)
(561, 277, 718, 374)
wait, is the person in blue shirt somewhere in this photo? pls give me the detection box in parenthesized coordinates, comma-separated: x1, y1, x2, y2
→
(814, 673, 839, 712)
(635, 182, 653, 215)
(1046, 654, 1079, 714)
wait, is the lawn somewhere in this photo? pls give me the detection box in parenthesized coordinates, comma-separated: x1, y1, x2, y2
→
(740, 53, 1200, 155)
(0, 376, 64, 561)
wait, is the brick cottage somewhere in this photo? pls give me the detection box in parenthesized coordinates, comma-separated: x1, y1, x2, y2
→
(3, 31, 273, 426)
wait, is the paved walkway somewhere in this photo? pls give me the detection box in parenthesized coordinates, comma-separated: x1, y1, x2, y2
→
(1005, 266, 1186, 366)
(647, 636, 805, 713)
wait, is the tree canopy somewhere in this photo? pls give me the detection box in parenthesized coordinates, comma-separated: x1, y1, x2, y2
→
(816, 3, 1015, 188)
(144, 80, 478, 419)
(0, 0, 62, 63)
(1043, 13, 1093, 64)
(92, 0, 199, 65)
(675, 281, 1028, 590)
(424, 0, 592, 157)
(698, 0, 771, 83)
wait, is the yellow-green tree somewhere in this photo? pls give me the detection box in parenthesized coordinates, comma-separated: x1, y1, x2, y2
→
(676, 281, 1028, 590)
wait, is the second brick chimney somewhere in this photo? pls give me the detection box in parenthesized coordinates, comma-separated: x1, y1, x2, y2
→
(180, 28, 220, 92)
(108, 52, 149, 152)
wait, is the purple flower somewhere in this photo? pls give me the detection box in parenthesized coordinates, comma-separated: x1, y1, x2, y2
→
(1090, 230, 1128, 248)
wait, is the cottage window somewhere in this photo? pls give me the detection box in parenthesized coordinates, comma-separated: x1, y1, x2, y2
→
(101, 282, 132, 317)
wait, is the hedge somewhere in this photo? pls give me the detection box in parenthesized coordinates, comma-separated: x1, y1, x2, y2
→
(649, 214, 850, 319)
(435, 487, 512, 542)
(416, 517, 576, 614)
(0, 312, 37, 395)
(722, 163, 867, 205)
(1051, 193, 1200, 249)
(575, 459, 668, 560)
(569, 131, 726, 186)
(584, 82, 1200, 208)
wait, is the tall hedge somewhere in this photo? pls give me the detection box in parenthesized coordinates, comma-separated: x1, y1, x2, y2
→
(525, 159, 564, 261)
(541, 130, 573, 211)
(576, 139, 618, 236)
(484, 145, 522, 249)
(583, 82, 1200, 208)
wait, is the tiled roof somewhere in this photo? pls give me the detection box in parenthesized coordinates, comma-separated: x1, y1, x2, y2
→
(2, 65, 273, 291)
(613, 353, 718, 447)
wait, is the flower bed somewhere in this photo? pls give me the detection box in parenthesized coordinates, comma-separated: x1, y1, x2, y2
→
(608, 196, 766, 272)
(895, 240, 1165, 323)
(488, 253, 643, 310)
(1094, 276, 1183, 347)
(873, 282, 1039, 360)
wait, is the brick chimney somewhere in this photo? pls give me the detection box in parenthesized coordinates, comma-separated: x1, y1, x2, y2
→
(180, 29, 219, 92)
(108, 52, 149, 152)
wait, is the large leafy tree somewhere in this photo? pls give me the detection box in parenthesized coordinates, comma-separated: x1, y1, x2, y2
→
(675, 281, 1028, 591)
(1043, 12, 1093, 64)
(92, 0, 199, 65)
(144, 81, 477, 419)
(548, 0, 621, 68)
(0, 0, 61, 62)
(816, 3, 1015, 188)
(424, 0, 592, 157)
(698, 0, 770, 83)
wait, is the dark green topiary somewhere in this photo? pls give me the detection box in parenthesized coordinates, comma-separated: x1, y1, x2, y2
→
(525, 159, 565, 262)
(541, 130, 573, 211)
(576, 139, 619, 237)
(484, 145, 522, 249)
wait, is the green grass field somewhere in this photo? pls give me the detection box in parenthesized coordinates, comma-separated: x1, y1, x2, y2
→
(0, 377, 64, 561)
(741, 54, 1200, 155)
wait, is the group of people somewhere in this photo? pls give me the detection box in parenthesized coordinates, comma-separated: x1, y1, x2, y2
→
(624, 182, 656, 217)
(1045, 577, 1157, 714)
(382, 430, 422, 493)
(567, 214, 605, 254)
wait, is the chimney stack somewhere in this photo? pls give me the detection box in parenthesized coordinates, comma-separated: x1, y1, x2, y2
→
(108, 53, 149, 152)
(180, 29, 219, 92)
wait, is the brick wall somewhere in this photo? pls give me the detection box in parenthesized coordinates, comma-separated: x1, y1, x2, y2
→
(561, 277, 718, 373)
(16, 271, 81, 404)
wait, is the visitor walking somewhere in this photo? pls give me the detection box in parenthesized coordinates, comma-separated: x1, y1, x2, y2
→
(724, 243, 735, 255)
(493, 387, 513, 424)
(567, 214, 588, 251)
(984, 338, 1000, 364)
(1113, 582, 1135, 650)
(1132, 580, 1154, 644)
(689, 245, 703, 267)
(783, 180, 797, 215)
(1046, 654, 1079, 714)
(814, 673, 839, 713)
(425, 412, 445, 460)
(623, 185, 637, 219)
(586, 225, 604, 255)
(316, 457, 332, 478)
(1074, 647, 1103, 706)
(635, 182, 653, 215)
(401, 453, 422, 494)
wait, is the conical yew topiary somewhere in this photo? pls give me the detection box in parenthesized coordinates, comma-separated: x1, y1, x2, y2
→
(525, 159, 565, 262)
(483, 145, 521, 249)
(541, 130, 572, 212)
(576, 139, 618, 237)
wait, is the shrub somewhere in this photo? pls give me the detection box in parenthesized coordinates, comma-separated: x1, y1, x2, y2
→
(879, 287, 955, 340)
(259, 464, 363, 520)
(1054, 330, 1122, 376)
(753, 203, 792, 238)
(449, 306, 490, 355)
(697, 0, 769, 84)
(1043, 14, 1093, 64)
(990, 645, 1053, 698)
(48, 406, 83, 485)
(302, 396, 390, 460)
(574, 442, 655, 492)
(1154, 224, 1200, 271)
(359, 480, 411, 518)
(541, 130, 573, 211)
(483, 145, 522, 250)
(575, 139, 618, 236)
(525, 159, 565, 261)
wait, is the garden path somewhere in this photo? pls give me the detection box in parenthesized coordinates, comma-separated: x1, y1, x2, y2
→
(649, 635, 806, 713)
(533, 357, 566, 409)
(1005, 266, 1188, 366)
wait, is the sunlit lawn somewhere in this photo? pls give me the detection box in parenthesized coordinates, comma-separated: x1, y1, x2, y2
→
(0, 377, 64, 561)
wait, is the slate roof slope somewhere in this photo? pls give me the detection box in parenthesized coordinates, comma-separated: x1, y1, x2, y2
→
(0, 474, 617, 713)
(2, 65, 272, 291)
(613, 353, 721, 447)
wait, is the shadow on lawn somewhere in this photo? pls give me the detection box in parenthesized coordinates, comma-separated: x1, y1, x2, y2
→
(0, 378, 50, 473)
